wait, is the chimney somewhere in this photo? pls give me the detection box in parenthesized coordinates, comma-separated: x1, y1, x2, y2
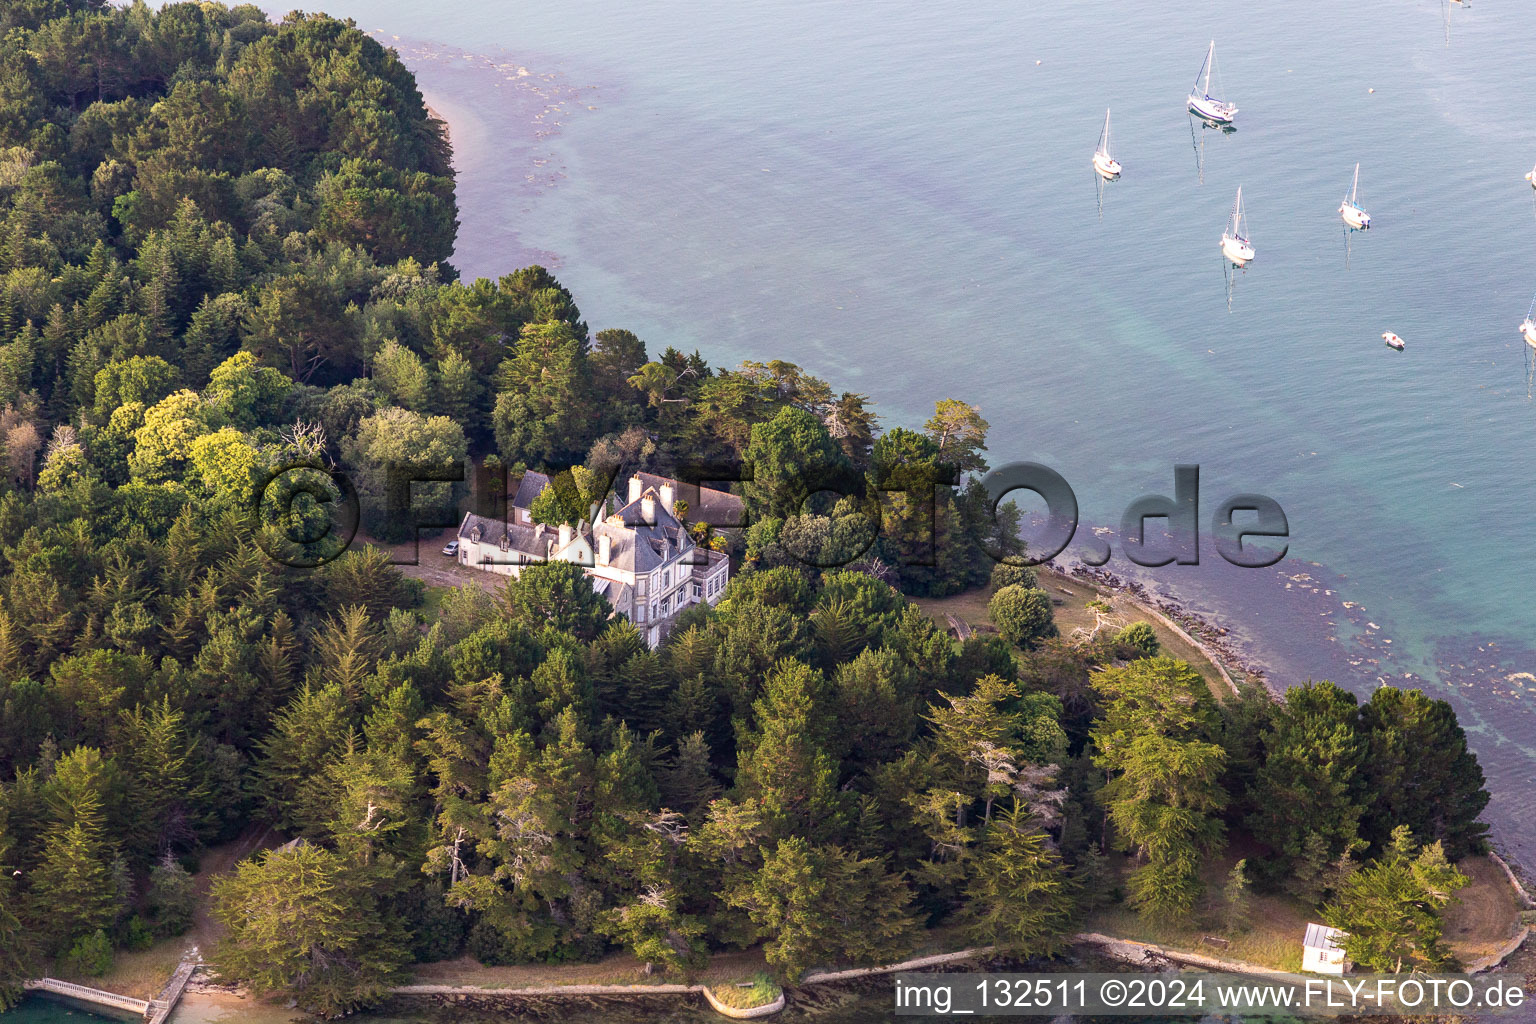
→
(659, 482, 675, 512)
(598, 534, 611, 565)
(628, 475, 643, 504)
(558, 523, 572, 548)
(640, 495, 655, 523)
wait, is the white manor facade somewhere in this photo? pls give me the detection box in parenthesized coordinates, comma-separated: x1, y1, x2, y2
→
(456, 473, 732, 648)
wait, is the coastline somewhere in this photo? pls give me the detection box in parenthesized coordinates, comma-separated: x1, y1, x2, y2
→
(1051, 561, 1252, 694)
(404, 64, 1531, 875)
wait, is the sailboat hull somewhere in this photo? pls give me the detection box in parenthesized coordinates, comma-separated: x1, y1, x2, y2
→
(1188, 94, 1236, 123)
(1522, 319, 1536, 349)
(1340, 203, 1371, 229)
(1221, 234, 1254, 265)
(1092, 153, 1121, 179)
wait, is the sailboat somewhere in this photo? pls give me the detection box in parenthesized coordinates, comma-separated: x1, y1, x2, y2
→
(1525, 163, 1535, 189)
(1092, 109, 1121, 180)
(1521, 292, 1536, 349)
(1188, 41, 1237, 124)
(1221, 187, 1255, 265)
(1339, 163, 1371, 229)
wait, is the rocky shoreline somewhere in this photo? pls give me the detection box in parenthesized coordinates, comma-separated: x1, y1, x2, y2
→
(1053, 561, 1267, 688)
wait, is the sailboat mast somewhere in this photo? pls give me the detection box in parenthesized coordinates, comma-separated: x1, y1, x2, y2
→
(1204, 41, 1215, 97)
(1103, 109, 1111, 156)
(1351, 163, 1360, 204)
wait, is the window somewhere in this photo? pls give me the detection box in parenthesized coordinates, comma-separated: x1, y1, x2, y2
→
(693, 583, 702, 600)
(662, 570, 670, 589)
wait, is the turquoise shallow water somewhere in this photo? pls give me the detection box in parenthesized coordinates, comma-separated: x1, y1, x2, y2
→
(271, 1, 1532, 866)
(6, 996, 124, 1024)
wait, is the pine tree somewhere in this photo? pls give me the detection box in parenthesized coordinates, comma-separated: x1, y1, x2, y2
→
(960, 804, 1076, 955)
(735, 659, 843, 842)
(728, 837, 915, 983)
(660, 731, 720, 817)
(433, 347, 482, 424)
(119, 696, 203, 860)
(310, 604, 381, 699)
(28, 819, 121, 953)
(258, 683, 355, 831)
(1246, 682, 1365, 889)
(0, 851, 34, 1010)
(1323, 826, 1468, 973)
(147, 854, 197, 937)
(1221, 858, 1252, 933)
(1357, 687, 1490, 860)
(210, 843, 409, 1015)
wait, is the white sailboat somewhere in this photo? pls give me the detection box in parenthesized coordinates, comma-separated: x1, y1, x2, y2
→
(1188, 41, 1237, 124)
(1221, 187, 1255, 265)
(1525, 163, 1535, 189)
(1092, 108, 1121, 180)
(1521, 293, 1536, 349)
(1339, 163, 1371, 229)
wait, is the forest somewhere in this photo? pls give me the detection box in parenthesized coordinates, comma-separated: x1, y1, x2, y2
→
(0, 2, 1497, 1016)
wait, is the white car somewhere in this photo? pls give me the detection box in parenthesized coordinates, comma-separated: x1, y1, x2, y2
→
(442, 540, 459, 556)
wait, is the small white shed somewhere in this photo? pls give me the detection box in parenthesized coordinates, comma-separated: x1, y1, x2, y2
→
(1302, 922, 1349, 974)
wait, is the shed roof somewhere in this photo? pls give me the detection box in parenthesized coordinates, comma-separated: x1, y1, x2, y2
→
(1303, 923, 1346, 951)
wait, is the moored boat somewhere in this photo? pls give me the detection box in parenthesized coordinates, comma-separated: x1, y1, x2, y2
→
(1220, 186, 1254, 265)
(1093, 108, 1122, 180)
(1340, 163, 1371, 229)
(1188, 42, 1237, 124)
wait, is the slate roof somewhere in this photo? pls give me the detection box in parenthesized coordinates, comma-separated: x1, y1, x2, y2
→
(592, 489, 693, 573)
(591, 576, 633, 612)
(630, 471, 744, 527)
(510, 470, 551, 510)
(458, 512, 557, 559)
(511, 469, 744, 531)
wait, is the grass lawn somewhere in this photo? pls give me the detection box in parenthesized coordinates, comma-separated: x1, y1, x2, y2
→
(910, 568, 1233, 701)
(1442, 855, 1527, 964)
(55, 941, 187, 1001)
(409, 947, 771, 990)
(1083, 847, 1311, 972)
(1082, 850, 1524, 973)
(705, 972, 781, 1009)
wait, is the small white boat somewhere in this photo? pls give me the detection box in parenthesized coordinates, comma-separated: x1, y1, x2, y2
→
(1382, 331, 1405, 351)
(1526, 164, 1535, 189)
(1221, 186, 1255, 265)
(1092, 108, 1122, 180)
(1340, 163, 1371, 229)
(1188, 41, 1237, 124)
